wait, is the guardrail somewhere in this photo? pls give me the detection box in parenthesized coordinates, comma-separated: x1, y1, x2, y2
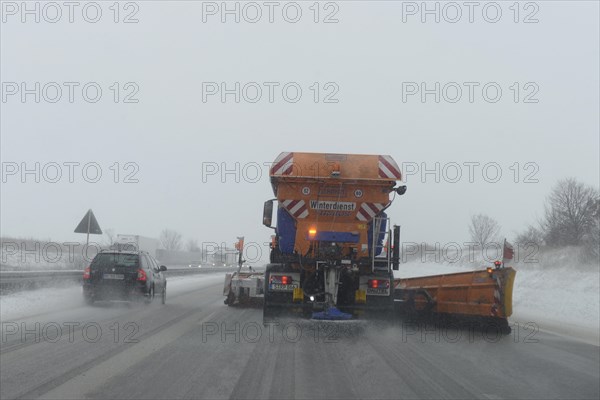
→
(0, 266, 256, 294)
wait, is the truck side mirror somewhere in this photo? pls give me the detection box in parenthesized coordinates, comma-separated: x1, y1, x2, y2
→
(263, 200, 274, 227)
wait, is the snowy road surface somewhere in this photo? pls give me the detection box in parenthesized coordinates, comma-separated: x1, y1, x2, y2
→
(1, 273, 599, 399)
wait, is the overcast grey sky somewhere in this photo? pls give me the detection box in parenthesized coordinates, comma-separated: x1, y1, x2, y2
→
(1, 1, 599, 262)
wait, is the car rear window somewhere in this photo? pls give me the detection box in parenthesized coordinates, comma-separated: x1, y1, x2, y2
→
(91, 253, 139, 269)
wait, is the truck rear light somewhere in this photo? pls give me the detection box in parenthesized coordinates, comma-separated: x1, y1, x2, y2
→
(270, 275, 292, 284)
(137, 268, 147, 282)
(368, 279, 389, 289)
(83, 267, 91, 279)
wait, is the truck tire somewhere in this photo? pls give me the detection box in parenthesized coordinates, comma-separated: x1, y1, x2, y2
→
(263, 265, 279, 325)
(225, 292, 235, 306)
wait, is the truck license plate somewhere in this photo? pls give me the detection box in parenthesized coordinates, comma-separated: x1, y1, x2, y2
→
(367, 288, 389, 295)
(103, 274, 124, 280)
(269, 283, 298, 291)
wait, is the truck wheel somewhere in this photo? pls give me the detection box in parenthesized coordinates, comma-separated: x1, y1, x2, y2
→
(263, 266, 273, 324)
(263, 265, 287, 324)
(225, 292, 235, 306)
(263, 300, 276, 325)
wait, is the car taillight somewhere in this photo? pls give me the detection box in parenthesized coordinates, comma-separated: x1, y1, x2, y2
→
(83, 267, 91, 279)
(270, 275, 292, 284)
(368, 279, 389, 289)
(137, 268, 147, 282)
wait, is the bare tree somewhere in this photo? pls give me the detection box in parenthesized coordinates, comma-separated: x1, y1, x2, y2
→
(541, 178, 599, 247)
(186, 238, 200, 252)
(515, 225, 544, 247)
(469, 214, 501, 247)
(159, 229, 182, 251)
(582, 217, 600, 261)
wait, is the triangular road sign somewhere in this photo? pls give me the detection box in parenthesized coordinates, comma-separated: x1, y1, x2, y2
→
(74, 209, 102, 235)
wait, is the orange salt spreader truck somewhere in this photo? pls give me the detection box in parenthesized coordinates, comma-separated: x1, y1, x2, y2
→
(227, 152, 516, 330)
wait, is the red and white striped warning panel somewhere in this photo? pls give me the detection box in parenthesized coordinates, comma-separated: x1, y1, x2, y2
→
(378, 155, 402, 180)
(282, 199, 309, 219)
(356, 202, 386, 222)
(271, 152, 294, 176)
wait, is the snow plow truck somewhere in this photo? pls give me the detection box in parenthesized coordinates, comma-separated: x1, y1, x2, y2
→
(224, 152, 516, 331)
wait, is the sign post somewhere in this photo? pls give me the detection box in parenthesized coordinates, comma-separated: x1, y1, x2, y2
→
(74, 209, 103, 248)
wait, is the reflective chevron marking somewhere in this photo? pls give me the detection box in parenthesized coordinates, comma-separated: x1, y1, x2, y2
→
(271, 152, 294, 176)
(356, 202, 385, 222)
(282, 199, 309, 219)
(378, 155, 402, 180)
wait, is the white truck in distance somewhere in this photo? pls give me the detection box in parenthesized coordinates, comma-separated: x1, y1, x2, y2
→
(114, 234, 159, 258)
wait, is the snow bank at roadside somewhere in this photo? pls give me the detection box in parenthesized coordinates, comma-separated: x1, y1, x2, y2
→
(511, 261, 599, 344)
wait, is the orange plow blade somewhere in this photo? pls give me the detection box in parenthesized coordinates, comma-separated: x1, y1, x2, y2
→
(394, 267, 517, 320)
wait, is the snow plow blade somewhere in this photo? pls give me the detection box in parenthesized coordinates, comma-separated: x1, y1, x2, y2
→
(394, 267, 516, 331)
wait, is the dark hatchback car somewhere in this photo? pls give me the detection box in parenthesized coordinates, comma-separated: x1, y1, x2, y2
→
(83, 250, 167, 305)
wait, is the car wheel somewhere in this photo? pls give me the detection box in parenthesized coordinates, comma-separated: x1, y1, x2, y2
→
(161, 285, 166, 305)
(145, 286, 154, 304)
